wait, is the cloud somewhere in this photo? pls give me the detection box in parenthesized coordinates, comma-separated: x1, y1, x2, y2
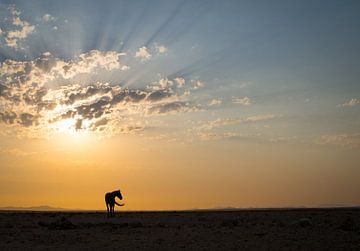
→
(66, 50, 127, 74)
(0, 50, 128, 89)
(155, 44, 167, 54)
(146, 90, 172, 102)
(269, 136, 297, 143)
(89, 118, 109, 131)
(315, 134, 360, 148)
(208, 98, 222, 106)
(192, 80, 204, 90)
(233, 96, 251, 106)
(135, 46, 152, 62)
(19, 113, 38, 127)
(42, 14, 55, 22)
(243, 114, 280, 123)
(135, 43, 168, 61)
(339, 98, 360, 107)
(1, 6, 35, 48)
(199, 132, 238, 141)
(200, 114, 280, 130)
(0, 111, 17, 124)
(158, 78, 173, 89)
(201, 118, 240, 130)
(146, 101, 199, 115)
(0, 51, 202, 138)
(174, 77, 185, 88)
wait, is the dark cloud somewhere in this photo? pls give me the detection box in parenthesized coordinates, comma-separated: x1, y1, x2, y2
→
(36, 101, 57, 111)
(75, 97, 111, 120)
(75, 119, 82, 130)
(0, 84, 11, 100)
(111, 89, 147, 105)
(34, 52, 57, 73)
(90, 118, 109, 131)
(146, 90, 172, 102)
(23, 88, 48, 105)
(63, 84, 113, 105)
(0, 111, 17, 124)
(1, 51, 202, 135)
(147, 101, 198, 115)
(0, 60, 33, 87)
(19, 113, 38, 127)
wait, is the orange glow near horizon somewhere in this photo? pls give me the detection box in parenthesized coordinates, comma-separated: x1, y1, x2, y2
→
(1, 134, 360, 210)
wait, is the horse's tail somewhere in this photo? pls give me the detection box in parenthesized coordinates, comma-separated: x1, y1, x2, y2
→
(115, 201, 125, 206)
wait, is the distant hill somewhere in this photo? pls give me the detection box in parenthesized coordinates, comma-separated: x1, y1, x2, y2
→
(0, 205, 70, 211)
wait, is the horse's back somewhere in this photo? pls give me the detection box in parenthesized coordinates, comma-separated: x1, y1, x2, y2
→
(105, 192, 112, 203)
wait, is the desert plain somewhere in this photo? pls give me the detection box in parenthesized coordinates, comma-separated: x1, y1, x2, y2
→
(0, 208, 359, 250)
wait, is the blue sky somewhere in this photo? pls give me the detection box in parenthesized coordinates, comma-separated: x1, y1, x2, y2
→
(1, 0, 360, 142)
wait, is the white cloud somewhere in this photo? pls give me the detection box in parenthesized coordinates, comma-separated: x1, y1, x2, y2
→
(121, 65, 130, 71)
(199, 132, 238, 141)
(208, 98, 222, 106)
(243, 114, 280, 122)
(0, 50, 127, 87)
(2, 6, 35, 49)
(155, 44, 167, 54)
(193, 80, 204, 90)
(233, 96, 251, 106)
(174, 77, 185, 88)
(199, 114, 280, 130)
(201, 118, 240, 130)
(42, 14, 55, 22)
(316, 134, 360, 148)
(340, 98, 360, 107)
(135, 46, 152, 62)
(158, 78, 173, 89)
(269, 136, 297, 143)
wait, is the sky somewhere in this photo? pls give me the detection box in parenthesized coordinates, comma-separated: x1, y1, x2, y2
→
(0, 0, 360, 210)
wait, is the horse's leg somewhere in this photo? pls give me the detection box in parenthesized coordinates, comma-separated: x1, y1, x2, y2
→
(106, 203, 109, 218)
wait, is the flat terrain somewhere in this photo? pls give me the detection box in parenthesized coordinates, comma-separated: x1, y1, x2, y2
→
(0, 208, 359, 250)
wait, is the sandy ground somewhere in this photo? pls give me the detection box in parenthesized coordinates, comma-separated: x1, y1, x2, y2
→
(0, 208, 359, 250)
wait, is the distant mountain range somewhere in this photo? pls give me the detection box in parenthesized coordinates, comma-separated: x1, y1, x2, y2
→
(1, 205, 359, 212)
(0, 205, 70, 211)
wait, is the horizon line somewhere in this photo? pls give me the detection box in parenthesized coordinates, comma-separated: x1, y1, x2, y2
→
(1, 205, 360, 212)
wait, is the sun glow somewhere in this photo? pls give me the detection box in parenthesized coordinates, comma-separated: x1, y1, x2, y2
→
(53, 119, 77, 134)
(49, 118, 96, 149)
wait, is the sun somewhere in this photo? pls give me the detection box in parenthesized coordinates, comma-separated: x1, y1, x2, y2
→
(48, 118, 96, 149)
(53, 119, 77, 134)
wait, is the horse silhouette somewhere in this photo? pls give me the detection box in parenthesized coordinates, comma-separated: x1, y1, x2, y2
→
(105, 190, 124, 217)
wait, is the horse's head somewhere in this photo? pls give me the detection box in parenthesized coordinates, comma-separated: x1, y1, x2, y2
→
(115, 190, 123, 200)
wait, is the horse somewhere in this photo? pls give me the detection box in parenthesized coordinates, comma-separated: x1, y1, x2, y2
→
(105, 190, 124, 217)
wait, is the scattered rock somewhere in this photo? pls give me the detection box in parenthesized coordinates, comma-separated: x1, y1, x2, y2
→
(79, 222, 95, 228)
(338, 218, 356, 232)
(198, 216, 208, 222)
(3, 223, 13, 228)
(39, 217, 76, 230)
(38, 221, 48, 227)
(221, 218, 238, 228)
(272, 219, 285, 227)
(129, 222, 144, 228)
(291, 218, 313, 228)
(254, 232, 267, 237)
